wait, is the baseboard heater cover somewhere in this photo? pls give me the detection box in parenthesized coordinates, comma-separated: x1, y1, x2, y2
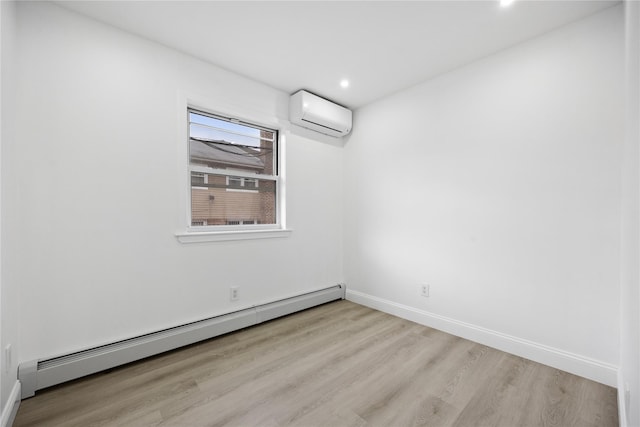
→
(19, 284, 345, 399)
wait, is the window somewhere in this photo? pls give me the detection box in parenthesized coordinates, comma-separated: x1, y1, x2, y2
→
(191, 172, 208, 189)
(228, 176, 242, 188)
(226, 176, 259, 192)
(224, 219, 256, 225)
(188, 109, 278, 228)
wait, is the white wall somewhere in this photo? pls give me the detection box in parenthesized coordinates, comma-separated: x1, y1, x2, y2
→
(12, 1, 343, 362)
(344, 6, 624, 385)
(620, 1, 640, 425)
(7, 0, 631, 412)
(1, 0, 20, 421)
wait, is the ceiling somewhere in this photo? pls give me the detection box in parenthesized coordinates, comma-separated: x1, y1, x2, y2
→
(55, 0, 619, 109)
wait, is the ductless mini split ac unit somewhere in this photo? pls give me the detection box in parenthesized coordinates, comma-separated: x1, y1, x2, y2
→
(289, 90, 352, 137)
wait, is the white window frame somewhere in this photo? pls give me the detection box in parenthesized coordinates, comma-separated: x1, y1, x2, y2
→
(175, 97, 291, 243)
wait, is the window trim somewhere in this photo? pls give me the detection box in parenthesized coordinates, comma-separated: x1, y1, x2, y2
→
(176, 97, 290, 243)
(176, 228, 292, 243)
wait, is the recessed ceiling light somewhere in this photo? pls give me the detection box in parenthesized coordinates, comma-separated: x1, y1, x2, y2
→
(500, 0, 515, 7)
(340, 79, 350, 89)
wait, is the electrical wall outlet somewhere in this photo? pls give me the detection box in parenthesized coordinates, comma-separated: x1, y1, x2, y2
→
(420, 284, 430, 298)
(230, 287, 239, 301)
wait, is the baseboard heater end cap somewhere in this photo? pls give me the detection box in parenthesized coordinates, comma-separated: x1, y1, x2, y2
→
(255, 286, 343, 323)
(18, 360, 38, 399)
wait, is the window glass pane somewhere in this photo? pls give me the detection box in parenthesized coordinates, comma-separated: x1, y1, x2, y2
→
(191, 172, 205, 186)
(228, 177, 242, 189)
(191, 173, 276, 226)
(189, 111, 275, 175)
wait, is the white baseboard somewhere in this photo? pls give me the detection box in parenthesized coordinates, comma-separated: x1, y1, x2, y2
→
(0, 381, 21, 427)
(346, 289, 617, 387)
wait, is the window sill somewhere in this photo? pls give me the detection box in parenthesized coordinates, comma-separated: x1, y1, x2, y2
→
(176, 228, 292, 243)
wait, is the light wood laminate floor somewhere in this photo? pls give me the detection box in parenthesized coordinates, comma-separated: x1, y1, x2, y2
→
(14, 300, 617, 427)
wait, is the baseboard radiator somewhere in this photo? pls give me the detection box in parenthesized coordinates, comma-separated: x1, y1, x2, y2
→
(19, 284, 345, 399)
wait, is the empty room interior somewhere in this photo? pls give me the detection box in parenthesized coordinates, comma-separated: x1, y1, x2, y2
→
(1, 0, 639, 426)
